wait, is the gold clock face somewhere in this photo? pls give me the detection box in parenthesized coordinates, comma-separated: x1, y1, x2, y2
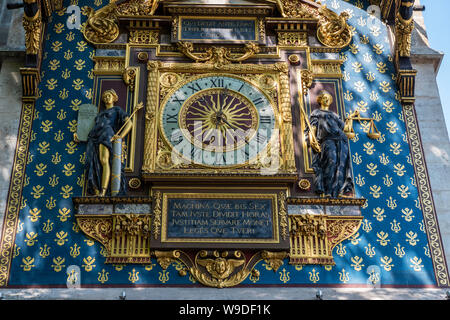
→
(160, 74, 277, 167)
(179, 88, 259, 152)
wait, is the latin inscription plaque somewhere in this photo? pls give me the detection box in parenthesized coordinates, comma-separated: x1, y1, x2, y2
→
(153, 191, 289, 249)
(179, 17, 257, 42)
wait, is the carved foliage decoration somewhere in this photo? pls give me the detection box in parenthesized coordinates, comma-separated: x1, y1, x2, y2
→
(177, 42, 260, 68)
(23, 12, 42, 55)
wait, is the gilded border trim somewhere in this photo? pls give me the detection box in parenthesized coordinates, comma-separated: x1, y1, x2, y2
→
(0, 101, 35, 287)
(403, 104, 450, 287)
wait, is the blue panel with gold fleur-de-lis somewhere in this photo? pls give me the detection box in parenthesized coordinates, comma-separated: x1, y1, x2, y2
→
(7, 0, 439, 287)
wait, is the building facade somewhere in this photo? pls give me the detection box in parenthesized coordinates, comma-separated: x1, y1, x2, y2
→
(0, 0, 449, 292)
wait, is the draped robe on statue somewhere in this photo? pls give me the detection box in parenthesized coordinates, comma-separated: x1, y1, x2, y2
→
(85, 106, 128, 195)
(306, 108, 354, 198)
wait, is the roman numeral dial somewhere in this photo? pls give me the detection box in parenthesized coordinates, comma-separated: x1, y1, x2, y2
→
(160, 75, 277, 167)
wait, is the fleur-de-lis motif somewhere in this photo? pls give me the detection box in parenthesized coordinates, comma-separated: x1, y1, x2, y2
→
(366, 163, 378, 176)
(158, 270, 170, 284)
(51, 257, 66, 272)
(64, 49, 73, 60)
(63, 163, 76, 176)
(72, 78, 84, 90)
(98, 269, 109, 284)
(365, 243, 376, 258)
(59, 88, 69, 99)
(369, 185, 382, 198)
(42, 219, 54, 233)
(21, 256, 35, 271)
(397, 185, 411, 198)
(355, 174, 365, 186)
(52, 152, 62, 164)
(379, 153, 389, 166)
(366, 71, 376, 82)
(38, 141, 50, 154)
(409, 257, 423, 272)
(46, 196, 56, 210)
(386, 196, 397, 210)
(376, 231, 390, 246)
(57, 109, 67, 121)
(363, 143, 375, 155)
(390, 219, 401, 233)
(65, 141, 78, 154)
(28, 208, 41, 222)
(336, 243, 346, 257)
(380, 173, 392, 186)
(339, 268, 350, 283)
(70, 243, 81, 258)
(370, 90, 378, 101)
(406, 231, 419, 246)
(31, 185, 45, 199)
(401, 208, 414, 222)
(308, 268, 319, 283)
(351, 256, 364, 271)
(39, 244, 51, 258)
(58, 208, 71, 222)
(372, 207, 386, 221)
(60, 185, 74, 199)
(393, 163, 406, 176)
(373, 44, 384, 55)
(376, 62, 387, 73)
(25, 232, 38, 246)
(386, 121, 398, 133)
(394, 243, 406, 258)
(82, 256, 96, 272)
(55, 231, 68, 246)
(49, 174, 59, 187)
(362, 219, 372, 233)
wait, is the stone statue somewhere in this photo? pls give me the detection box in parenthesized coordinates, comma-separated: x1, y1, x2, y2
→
(305, 90, 354, 198)
(85, 89, 133, 197)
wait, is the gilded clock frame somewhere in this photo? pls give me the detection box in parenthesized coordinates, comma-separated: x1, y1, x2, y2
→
(142, 60, 297, 177)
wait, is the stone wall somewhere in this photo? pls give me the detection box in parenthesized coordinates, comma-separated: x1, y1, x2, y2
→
(0, 58, 23, 237)
(411, 4, 450, 269)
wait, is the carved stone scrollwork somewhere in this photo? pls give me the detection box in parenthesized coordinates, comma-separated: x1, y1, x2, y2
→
(261, 251, 288, 272)
(23, 11, 42, 55)
(395, 13, 414, 57)
(77, 216, 113, 254)
(317, 5, 352, 48)
(177, 42, 260, 68)
(83, 3, 119, 44)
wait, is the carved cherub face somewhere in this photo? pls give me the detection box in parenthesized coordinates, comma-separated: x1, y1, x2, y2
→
(214, 258, 227, 275)
(317, 91, 333, 110)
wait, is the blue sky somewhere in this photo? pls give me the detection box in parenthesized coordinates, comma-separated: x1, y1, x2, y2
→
(421, 0, 450, 137)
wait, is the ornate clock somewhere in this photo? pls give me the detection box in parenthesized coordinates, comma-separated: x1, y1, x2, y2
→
(160, 74, 277, 168)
